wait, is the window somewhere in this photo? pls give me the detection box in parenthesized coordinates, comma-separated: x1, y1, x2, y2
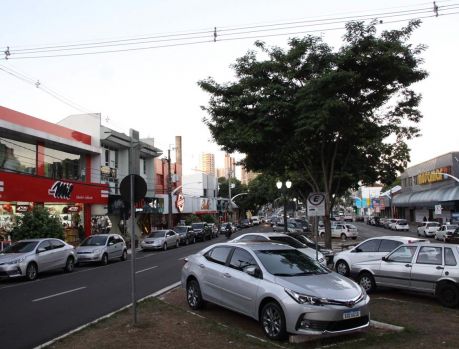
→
(0, 138, 36, 174)
(205, 246, 232, 265)
(229, 248, 257, 271)
(379, 240, 403, 253)
(143, 158, 147, 175)
(416, 246, 442, 265)
(445, 248, 457, 266)
(51, 239, 65, 249)
(387, 246, 417, 263)
(38, 240, 52, 251)
(105, 149, 110, 166)
(356, 239, 381, 252)
(44, 147, 84, 181)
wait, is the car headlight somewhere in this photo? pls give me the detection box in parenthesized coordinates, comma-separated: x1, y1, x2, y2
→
(285, 288, 326, 306)
(93, 248, 103, 254)
(6, 256, 26, 265)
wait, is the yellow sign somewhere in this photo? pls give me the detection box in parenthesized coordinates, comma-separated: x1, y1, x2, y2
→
(417, 166, 451, 185)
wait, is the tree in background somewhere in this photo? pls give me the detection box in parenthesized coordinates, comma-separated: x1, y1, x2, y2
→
(11, 206, 64, 241)
(199, 20, 427, 248)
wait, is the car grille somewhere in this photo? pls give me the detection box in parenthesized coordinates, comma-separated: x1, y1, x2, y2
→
(297, 315, 369, 332)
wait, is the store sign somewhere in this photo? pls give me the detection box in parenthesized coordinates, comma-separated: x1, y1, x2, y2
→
(417, 166, 451, 185)
(200, 198, 210, 210)
(100, 166, 117, 181)
(48, 181, 74, 200)
(176, 193, 185, 213)
(68, 206, 80, 212)
(16, 205, 31, 212)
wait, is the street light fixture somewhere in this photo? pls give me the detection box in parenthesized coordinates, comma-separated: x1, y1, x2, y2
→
(276, 180, 292, 232)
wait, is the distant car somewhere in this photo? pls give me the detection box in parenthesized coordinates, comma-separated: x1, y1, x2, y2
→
(191, 222, 212, 241)
(182, 241, 370, 340)
(446, 228, 459, 244)
(319, 223, 358, 240)
(289, 218, 310, 232)
(231, 232, 327, 266)
(173, 226, 196, 245)
(333, 236, 428, 276)
(417, 222, 441, 237)
(273, 222, 302, 233)
(0, 238, 77, 281)
(288, 233, 335, 265)
(239, 219, 252, 229)
(352, 242, 459, 308)
(207, 223, 219, 238)
(76, 234, 127, 265)
(250, 216, 260, 225)
(140, 230, 180, 251)
(390, 219, 410, 232)
(383, 218, 397, 229)
(343, 214, 354, 222)
(435, 225, 459, 242)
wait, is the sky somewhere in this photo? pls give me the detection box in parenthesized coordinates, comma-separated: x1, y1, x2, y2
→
(1, 0, 458, 177)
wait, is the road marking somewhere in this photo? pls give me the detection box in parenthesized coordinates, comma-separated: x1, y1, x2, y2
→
(135, 266, 158, 274)
(32, 287, 86, 302)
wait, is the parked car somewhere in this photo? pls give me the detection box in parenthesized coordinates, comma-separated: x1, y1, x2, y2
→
(191, 222, 212, 241)
(273, 222, 302, 233)
(446, 228, 459, 244)
(182, 242, 370, 340)
(140, 230, 180, 251)
(173, 226, 196, 245)
(239, 218, 252, 229)
(289, 218, 310, 232)
(333, 236, 428, 276)
(231, 232, 327, 266)
(435, 224, 459, 242)
(319, 223, 358, 240)
(383, 218, 397, 229)
(288, 232, 335, 265)
(390, 219, 410, 232)
(343, 214, 354, 222)
(417, 221, 441, 237)
(76, 234, 127, 265)
(250, 216, 260, 225)
(352, 242, 459, 308)
(0, 238, 77, 281)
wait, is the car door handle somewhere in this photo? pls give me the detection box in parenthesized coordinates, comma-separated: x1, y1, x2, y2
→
(436, 266, 444, 270)
(223, 273, 231, 278)
(199, 264, 205, 269)
(405, 264, 412, 267)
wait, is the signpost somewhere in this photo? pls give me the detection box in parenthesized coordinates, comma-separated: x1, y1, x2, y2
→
(435, 204, 442, 215)
(307, 193, 326, 262)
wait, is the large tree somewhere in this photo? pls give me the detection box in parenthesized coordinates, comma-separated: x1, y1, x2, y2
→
(199, 20, 427, 248)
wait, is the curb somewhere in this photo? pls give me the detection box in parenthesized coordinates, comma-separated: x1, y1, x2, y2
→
(34, 281, 182, 349)
(370, 319, 404, 332)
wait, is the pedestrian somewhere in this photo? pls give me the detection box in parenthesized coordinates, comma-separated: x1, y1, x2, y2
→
(423, 216, 427, 222)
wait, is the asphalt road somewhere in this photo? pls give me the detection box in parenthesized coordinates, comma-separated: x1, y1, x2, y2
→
(0, 222, 431, 349)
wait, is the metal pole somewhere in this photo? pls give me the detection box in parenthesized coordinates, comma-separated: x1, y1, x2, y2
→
(167, 148, 173, 229)
(314, 215, 318, 261)
(283, 187, 287, 233)
(228, 170, 232, 222)
(129, 141, 137, 324)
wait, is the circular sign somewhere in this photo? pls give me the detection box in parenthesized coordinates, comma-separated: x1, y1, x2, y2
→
(176, 193, 185, 213)
(120, 174, 147, 203)
(308, 193, 325, 206)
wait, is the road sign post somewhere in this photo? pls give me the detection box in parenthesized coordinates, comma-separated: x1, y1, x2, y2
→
(307, 193, 326, 262)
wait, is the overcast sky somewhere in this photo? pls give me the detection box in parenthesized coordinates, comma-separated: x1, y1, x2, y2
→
(1, 0, 458, 176)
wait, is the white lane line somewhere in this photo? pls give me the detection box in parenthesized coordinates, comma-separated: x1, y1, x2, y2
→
(135, 266, 158, 274)
(32, 287, 86, 302)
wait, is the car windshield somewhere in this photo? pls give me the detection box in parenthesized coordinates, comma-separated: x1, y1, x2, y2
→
(346, 224, 357, 229)
(255, 249, 327, 276)
(81, 236, 108, 246)
(2, 241, 39, 253)
(173, 226, 187, 233)
(447, 225, 458, 230)
(191, 223, 204, 229)
(268, 236, 306, 249)
(398, 220, 408, 225)
(148, 231, 166, 238)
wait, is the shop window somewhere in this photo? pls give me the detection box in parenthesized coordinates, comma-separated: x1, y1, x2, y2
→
(44, 147, 84, 181)
(0, 138, 36, 174)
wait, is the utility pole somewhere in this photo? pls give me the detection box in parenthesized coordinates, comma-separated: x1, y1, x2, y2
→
(167, 147, 173, 229)
(228, 169, 232, 223)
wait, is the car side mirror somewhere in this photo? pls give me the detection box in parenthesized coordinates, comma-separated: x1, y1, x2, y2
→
(108, 241, 114, 246)
(382, 256, 388, 262)
(37, 247, 46, 253)
(245, 266, 262, 279)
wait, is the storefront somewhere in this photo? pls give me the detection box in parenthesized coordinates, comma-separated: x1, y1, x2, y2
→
(393, 152, 459, 224)
(0, 170, 108, 242)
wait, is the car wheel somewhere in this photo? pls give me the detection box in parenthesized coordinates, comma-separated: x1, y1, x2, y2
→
(260, 302, 287, 341)
(175, 240, 179, 248)
(340, 233, 347, 241)
(64, 257, 75, 273)
(358, 272, 376, 293)
(163, 243, 168, 251)
(186, 279, 205, 310)
(336, 260, 350, 276)
(121, 249, 127, 261)
(437, 283, 459, 308)
(101, 253, 109, 266)
(26, 262, 38, 281)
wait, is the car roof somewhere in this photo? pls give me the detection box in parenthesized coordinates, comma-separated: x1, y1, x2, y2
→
(213, 241, 295, 251)
(238, 232, 290, 238)
(401, 242, 459, 248)
(363, 236, 425, 242)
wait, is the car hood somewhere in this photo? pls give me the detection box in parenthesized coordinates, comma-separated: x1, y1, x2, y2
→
(275, 272, 362, 300)
(76, 246, 105, 253)
(0, 253, 31, 262)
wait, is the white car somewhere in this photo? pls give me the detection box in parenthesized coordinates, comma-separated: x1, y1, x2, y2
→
(435, 225, 459, 241)
(417, 222, 441, 237)
(334, 236, 428, 276)
(231, 232, 327, 266)
(390, 219, 410, 232)
(319, 223, 358, 240)
(250, 216, 260, 225)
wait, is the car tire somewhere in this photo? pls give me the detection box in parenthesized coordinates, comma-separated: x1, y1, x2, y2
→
(358, 272, 376, 293)
(260, 302, 287, 341)
(121, 249, 127, 261)
(64, 257, 75, 273)
(101, 253, 109, 266)
(340, 233, 347, 241)
(26, 262, 38, 281)
(186, 279, 205, 310)
(335, 260, 350, 276)
(436, 283, 459, 308)
(163, 243, 168, 251)
(175, 240, 179, 248)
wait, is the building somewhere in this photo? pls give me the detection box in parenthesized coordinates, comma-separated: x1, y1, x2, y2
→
(353, 186, 383, 216)
(240, 167, 259, 185)
(393, 152, 459, 224)
(199, 153, 215, 176)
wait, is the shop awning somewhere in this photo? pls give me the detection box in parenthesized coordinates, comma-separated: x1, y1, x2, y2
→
(393, 185, 459, 207)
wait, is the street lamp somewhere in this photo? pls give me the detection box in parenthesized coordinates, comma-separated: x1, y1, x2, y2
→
(431, 172, 459, 183)
(276, 180, 292, 232)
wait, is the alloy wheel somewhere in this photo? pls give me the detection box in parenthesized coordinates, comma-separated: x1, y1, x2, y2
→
(262, 305, 282, 338)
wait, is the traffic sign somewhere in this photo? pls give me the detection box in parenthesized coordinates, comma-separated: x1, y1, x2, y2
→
(120, 174, 147, 203)
(307, 192, 326, 217)
(435, 204, 442, 215)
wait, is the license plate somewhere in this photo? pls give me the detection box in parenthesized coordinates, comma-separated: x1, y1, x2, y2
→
(343, 310, 360, 319)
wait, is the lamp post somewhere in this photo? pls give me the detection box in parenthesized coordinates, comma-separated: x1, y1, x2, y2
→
(431, 172, 459, 183)
(276, 180, 292, 232)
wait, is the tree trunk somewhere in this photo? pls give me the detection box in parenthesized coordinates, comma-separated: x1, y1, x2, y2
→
(324, 194, 332, 249)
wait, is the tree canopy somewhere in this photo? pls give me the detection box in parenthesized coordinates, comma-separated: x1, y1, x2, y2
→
(199, 20, 427, 247)
(11, 206, 64, 241)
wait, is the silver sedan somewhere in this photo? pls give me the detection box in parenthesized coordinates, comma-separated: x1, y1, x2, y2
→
(0, 238, 77, 281)
(182, 242, 369, 340)
(141, 230, 180, 251)
(352, 242, 459, 307)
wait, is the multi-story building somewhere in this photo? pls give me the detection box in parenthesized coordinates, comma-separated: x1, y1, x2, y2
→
(199, 153, 215, 176)
(240, 167, 259, 185)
